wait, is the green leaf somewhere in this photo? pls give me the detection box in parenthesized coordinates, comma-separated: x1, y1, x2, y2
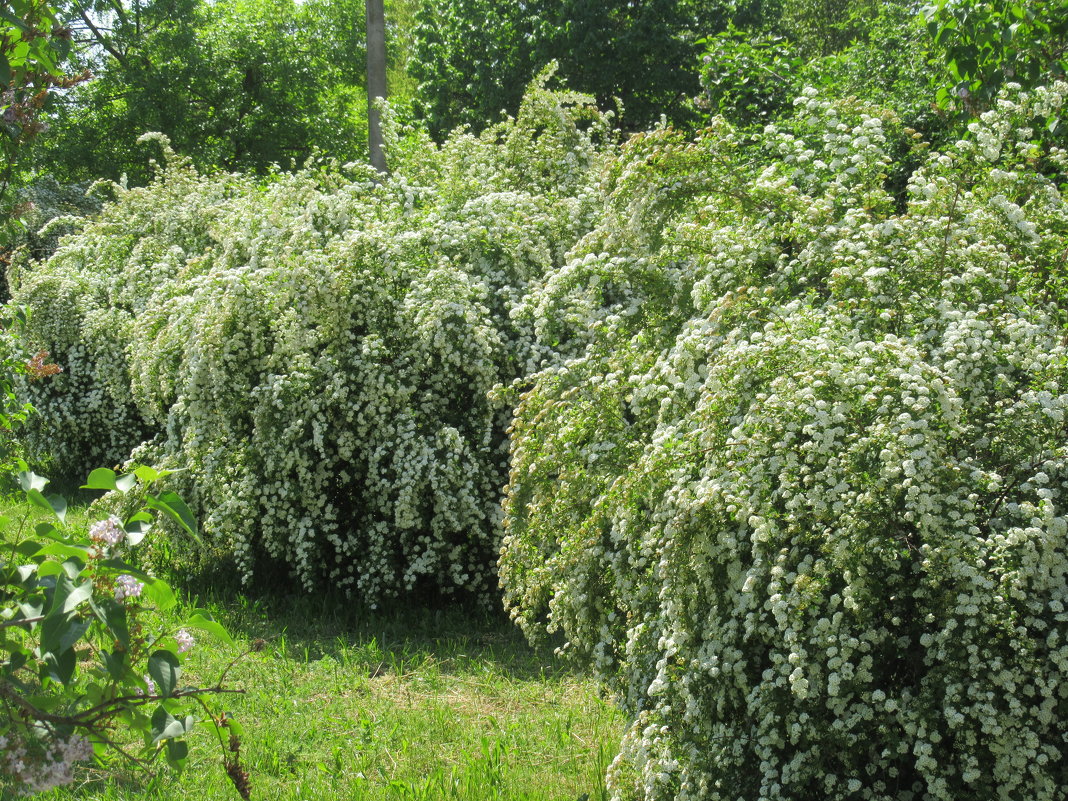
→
(115, 473, 137, 493)
(13, 540, 41, 558)
(124, 515, 153, 546)
(142, 578, 176, 612)
(148, 650, 181, 697)
(101, 649, 126, 681)
(6, 651, 27, 673)
(184, 611, 234, 646)
(36, 560, 64, 578)
(42, 645, 77, 685)
(40, 608, 89, 660)
(58, 617, 90, 653)
(165, 738, 189, 771)
(18, 599, 43, 622)
(146, 491, 199, 543)
(97, 557, 151, 580)
(151, 706, 188, 742)
(17, 470, 47, 493)
(90, 597, 130, 649)
(26, 488, 62, 520)
(61, 580, 93, 615)
(34, 521, 64, 542)
(82, 468, 117, 491)
(35, 542, 89, 562)
(45, 494, 67, 523)
(133, 465, 173, 485)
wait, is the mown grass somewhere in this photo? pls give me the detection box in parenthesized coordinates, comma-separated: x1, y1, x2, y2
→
(3, 501, 623, 801)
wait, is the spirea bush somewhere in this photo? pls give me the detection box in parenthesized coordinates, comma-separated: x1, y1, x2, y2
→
(10, 75, 613, 601)
(500, 83, 1068, 800)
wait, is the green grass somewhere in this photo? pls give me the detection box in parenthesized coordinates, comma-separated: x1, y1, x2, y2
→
(4, 502, 623, 801)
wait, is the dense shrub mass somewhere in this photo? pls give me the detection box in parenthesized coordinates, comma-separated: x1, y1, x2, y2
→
(10, 78, 612, 601)
(11, 67, 1068, 799)
(500, 84, 1068, 800)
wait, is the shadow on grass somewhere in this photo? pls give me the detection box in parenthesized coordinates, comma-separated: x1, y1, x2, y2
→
(173, 567, 571, 685)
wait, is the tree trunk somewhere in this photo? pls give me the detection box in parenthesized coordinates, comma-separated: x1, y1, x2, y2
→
(365, 0, 388, 174)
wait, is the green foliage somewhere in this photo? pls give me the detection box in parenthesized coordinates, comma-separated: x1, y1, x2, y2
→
(410, 0, 753, 138)
(0, 467, 242, 796)
(924, 0, 1068, 110)
(0, 307, 37, 478)
(0, 0, 68, 87)
(775, 0, 880, 57)
(32, 0, 372, 184)
(500, 83, 1068, 800)
(12, 80, 614, 604)
(696, 27, 802, 127)
(0, 0, 83, 245)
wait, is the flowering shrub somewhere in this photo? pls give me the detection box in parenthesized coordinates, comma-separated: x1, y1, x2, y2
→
(0, 466, 243, 796)
(11, 75, 613, 601)
(500, 83, 1068, 800)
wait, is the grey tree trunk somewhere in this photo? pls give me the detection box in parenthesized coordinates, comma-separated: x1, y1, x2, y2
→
(365, 0, 388, 174)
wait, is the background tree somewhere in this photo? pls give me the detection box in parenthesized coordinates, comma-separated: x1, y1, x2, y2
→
(409, 0, 764, 138)
(29, 0, 372, 184)
(924, 0, 1067, 111)
(0, 0, 81, 230)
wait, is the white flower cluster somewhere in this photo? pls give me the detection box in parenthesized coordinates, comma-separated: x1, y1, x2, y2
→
(174, 628, 195, 654)
(0, 732, 94, 794)
(12, 80, 613, 603)
(501, 83, 1068, 801)
(113, 573, 144, 601)
(88, 515, 124, 547)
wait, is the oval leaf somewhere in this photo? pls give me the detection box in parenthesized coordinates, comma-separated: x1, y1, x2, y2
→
(148, 650, 181, 697)
(142, 578, 176, 612)
(82, 468, 117, 491)
(150, 705, 188, 742)
(184, 611, 234, 646)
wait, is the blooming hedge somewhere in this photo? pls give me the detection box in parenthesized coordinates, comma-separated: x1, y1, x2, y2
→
(11, 73, 613, 601)
(500, 84, 1068, 800)
(11, 68, 1068, 798)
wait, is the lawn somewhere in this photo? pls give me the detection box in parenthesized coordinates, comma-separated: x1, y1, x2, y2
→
(2, 503, 623, 801)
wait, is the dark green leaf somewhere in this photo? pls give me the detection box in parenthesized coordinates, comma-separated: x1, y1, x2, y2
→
(13, 540, 41, 558)
(148, 650, 180, 697)
(5, 651, 28, 673)
(101, 649, 126, 681)
(151, 706, 188, 742)
(58, 618, 90, 653)
(43, 646, 76, 685)
(90, 598, 130, 648)
(61, 580, 93, 614)
(165, 738, 189, 771)
(34, 521, 64, 542)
